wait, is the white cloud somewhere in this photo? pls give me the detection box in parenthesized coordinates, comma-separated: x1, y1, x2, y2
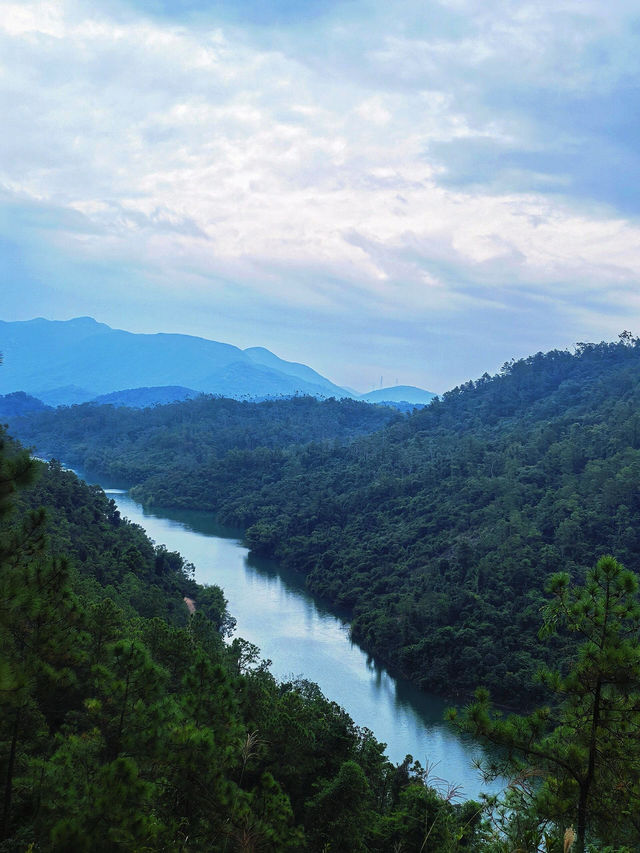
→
(355, 96, 391, 125)
(2, 0, 640, 389)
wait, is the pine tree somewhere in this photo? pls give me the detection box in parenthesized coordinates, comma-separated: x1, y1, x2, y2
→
(0, 429, 79, 842)
(451, 555, 640, 851)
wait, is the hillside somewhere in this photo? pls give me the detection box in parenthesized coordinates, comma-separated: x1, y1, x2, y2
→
(6, 343, 640, 848)
(10, 337, 640, 708)
(1, 430, 490, 851)
(0, 317, 350, 404)
(359, 385, 436, 404)
(0, 391, 51, 417)
(8, 395, 401, 485)
(90, 385, 199, 407)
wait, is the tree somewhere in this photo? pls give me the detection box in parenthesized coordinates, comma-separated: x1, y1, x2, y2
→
(305, 759, 372, 851)
(450, 555, 640, 852)
(0, 430, 64, 842)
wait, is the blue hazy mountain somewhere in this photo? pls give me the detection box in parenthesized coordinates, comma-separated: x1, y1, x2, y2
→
(359, 385, 436, 404)
(244, 346, 343, 393)
(90, 386, 199, 407)
(36, 386, 98, 406)
(0, 391, 52, 417)
(0, 317, 352, 405)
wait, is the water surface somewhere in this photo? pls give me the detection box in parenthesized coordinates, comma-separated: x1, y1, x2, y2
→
(97, 488, 501, 799)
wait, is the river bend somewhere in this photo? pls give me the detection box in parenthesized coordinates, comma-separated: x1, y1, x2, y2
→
(102, 487, 498, 800)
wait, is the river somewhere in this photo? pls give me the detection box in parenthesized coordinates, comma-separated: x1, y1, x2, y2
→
(98, 485, 499, 800)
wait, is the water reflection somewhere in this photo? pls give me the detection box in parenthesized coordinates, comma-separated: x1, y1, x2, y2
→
(98, 485, 500, 799)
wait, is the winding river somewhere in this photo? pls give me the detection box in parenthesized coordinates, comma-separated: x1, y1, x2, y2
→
(97, 484, 499, 800)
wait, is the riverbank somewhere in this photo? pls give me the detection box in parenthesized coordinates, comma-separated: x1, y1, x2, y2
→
(102, 486, 501, 799)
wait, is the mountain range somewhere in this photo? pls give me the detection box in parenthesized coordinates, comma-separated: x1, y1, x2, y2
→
(0, 317, 435, 406)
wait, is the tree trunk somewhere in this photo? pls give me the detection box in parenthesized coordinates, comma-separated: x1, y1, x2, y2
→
(576, 677, 602, 853)
(576, 784, 587, 853)
(1, 708, 20, 841)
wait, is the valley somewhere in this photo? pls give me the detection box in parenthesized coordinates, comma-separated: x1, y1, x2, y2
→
(4, 334, 640, 850)
(11, 337, 640, 707)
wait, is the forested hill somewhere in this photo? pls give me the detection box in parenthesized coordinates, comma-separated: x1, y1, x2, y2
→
(9, 337, 640, 706)
(9, 395, 400, 484)
(2, 431, 492, 851)
(5, 438, 640, 853)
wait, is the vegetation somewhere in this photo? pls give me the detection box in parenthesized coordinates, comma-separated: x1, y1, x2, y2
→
(12, 337, 640, 706)
(3, 437, 640, 849)
(451, 555, 640, 852)
(0, 392, 50, 418)
(10, 394, 399, 485)
(1, 429, 485, 851)
(4, 334, 640, 849)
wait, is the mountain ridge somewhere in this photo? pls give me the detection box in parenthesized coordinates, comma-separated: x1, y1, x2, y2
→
(0, 317, 352, 404)
(359, 385, 436, 404)
(0, 317, 436, 406)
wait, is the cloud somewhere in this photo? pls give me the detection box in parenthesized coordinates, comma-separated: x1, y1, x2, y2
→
(1, 0, 639, 390)
(112, 0, 348, 28)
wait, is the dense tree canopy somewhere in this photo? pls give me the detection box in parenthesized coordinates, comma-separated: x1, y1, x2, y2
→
(0, 429, 485, 851)
(451, 555, 640, 852)
(11, 337, 640, 706)
(4, 336, 640, 849)
(10, 394, 399, 485)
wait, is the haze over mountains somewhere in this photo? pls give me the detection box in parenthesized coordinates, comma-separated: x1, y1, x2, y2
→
(359, 386, 435, 404)
(0, 317, 436, 407)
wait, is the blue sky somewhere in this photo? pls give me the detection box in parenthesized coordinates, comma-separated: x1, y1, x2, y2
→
(2, 0, 640, 392)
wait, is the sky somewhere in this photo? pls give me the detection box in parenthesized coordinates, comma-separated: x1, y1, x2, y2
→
(2, 0, 640, 393)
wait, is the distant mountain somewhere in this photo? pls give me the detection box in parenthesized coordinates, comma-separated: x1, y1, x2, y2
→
(0, 317, 352, 405)
(0, 391, 51, 417)
(36, 386, 96, 406)
(244, 347, 346, 396)
(91, 386, 199, 408)
(359, 385, 436, 404)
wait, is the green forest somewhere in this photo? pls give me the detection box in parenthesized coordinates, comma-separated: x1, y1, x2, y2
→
(12, 337, 640, 707)
(6, 337, 640, 849)
(2, 430, 491, 851)
(8, 394, 399, 486)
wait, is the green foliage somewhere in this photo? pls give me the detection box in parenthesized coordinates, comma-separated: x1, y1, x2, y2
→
(9, 339, 640, 848)
(15, 337, 640, 705)
(451, 556, 640, 853)
(9, 394, 398, 487)
(14, 459, 199, 623)
(305, 759, 372, 851)
(2, 426, 485, 851)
